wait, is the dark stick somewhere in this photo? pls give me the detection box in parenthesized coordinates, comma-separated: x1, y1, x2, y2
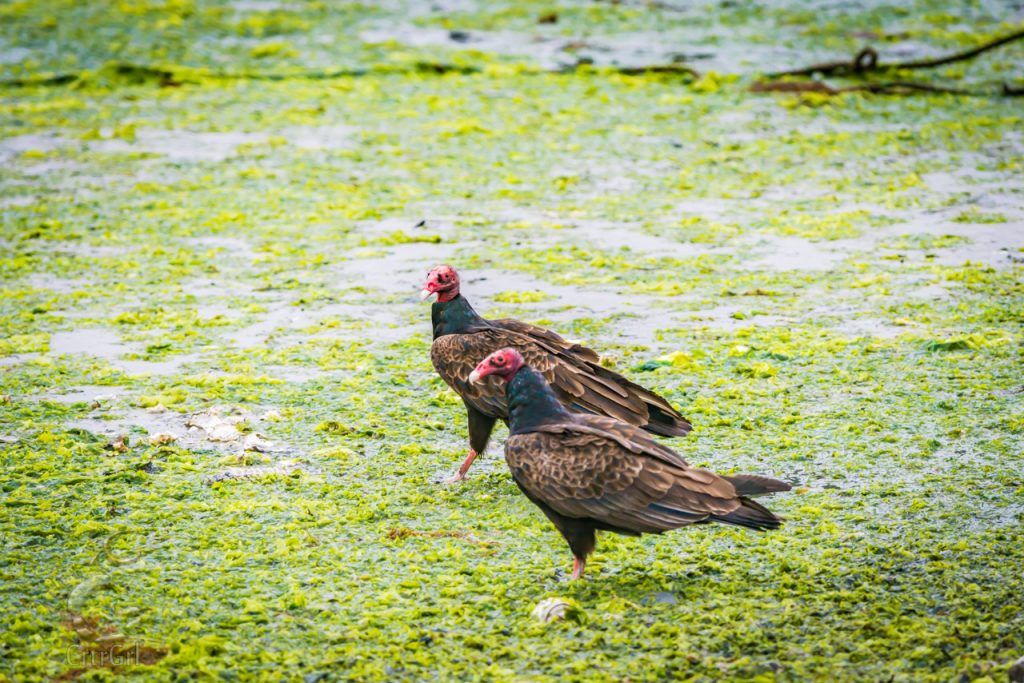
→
(768, 29, 1024, 79)
(751, 78, 1017, 98)
(896, 28, 1024, 70)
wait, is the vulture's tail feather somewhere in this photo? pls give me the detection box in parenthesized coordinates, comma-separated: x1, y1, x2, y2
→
(712, 497, 784, 531)
(725, 474, 792, 497)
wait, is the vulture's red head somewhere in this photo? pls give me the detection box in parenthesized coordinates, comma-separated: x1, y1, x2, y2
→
(469, 348, 525, 384)
(421, 265, 460, 303)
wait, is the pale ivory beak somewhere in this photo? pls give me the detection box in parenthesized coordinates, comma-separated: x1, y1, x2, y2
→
(468, 370, 482, 384)
(420, 288, 435, 301)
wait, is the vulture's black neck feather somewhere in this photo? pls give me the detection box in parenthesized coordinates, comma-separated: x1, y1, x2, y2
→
(507, 366, 572, 435)
(432, 294, 487, 339)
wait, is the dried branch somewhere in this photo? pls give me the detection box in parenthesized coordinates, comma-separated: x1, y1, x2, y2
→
(752, 78, 992, 97)
(768, 28, 1024, 79)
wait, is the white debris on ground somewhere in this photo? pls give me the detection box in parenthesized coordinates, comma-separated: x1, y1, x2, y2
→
(148, 432, 177, 446)
(241, 432, 272, 452)
(64, 399, 300, 481)
(183, 406, 302, 483)
(185, 405, 274, 451)
(531, 597, 576, 623)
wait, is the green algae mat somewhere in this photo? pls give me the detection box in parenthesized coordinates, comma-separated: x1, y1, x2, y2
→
(2, 1, 1023, 681)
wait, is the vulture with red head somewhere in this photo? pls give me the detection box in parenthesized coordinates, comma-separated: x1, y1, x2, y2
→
(422, 265, 691, 482)
(470, 347, 790, 580)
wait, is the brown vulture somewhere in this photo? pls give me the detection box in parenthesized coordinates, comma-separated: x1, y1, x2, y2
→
(422, 265, 691, 482)
(469, 347, 790, 580)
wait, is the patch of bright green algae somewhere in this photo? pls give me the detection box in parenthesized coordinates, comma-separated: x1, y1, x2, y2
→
(1, 1, 1023, 681)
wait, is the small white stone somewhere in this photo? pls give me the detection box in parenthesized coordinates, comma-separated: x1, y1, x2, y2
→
(207, 422, 241, 442)
(1009, 654, 1024, 683)
(148, 432, 177, 446)
(242, 433, 272, 452)
(531, 597, 573, 623)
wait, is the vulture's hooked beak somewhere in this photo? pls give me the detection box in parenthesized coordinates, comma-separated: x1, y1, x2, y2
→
(468, 369, 482, 384)
(419, 288, 435, 301)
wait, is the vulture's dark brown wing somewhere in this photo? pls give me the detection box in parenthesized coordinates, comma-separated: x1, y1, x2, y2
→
(490, 319, 692, 436)
(505, 416, 785, 534)
(430, 332, 509, 419)
(430, 326, 633, 422)
(489, 318, 600, 362)
(532, 414, 692, 470)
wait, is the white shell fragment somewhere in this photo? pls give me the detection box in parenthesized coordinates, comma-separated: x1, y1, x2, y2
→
(242, 432, 272, 452)
(207, 422, 241, 442)
(532, 597, 573, 623)
(178, 405, 291, 480)
(148, 432, 177, 446)
(184, 406, 247, 442)
(1009, 655, 1024, 683)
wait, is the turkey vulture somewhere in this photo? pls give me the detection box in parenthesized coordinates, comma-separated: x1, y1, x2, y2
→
(422, 265, 691, 482)
(470, 347, 790, 580)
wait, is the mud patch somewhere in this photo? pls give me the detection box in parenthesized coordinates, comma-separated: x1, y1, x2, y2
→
(447, 268, 679, 346)
(232, 300, 410, 349)
(90, 129, 269, 163)
(0, 46, 32, 65)
(38, 385, 130, 404)
(284, 125, 360, 151)
(0, 133, 71, 163)
(871, 210, 1024, 269)
(909, 283, 951, 300)
(23, 274, 92, 293)
(49, 241, 134, 258)
(49, 329, 197, 376)
(672, 304, 794, 331)
(21, 160, 82, 176)
(0, 353, 41, 367)
(232, 0, 284, 10)
(184, 236, 257, 259)
(571, 220, 727, 260)
(360, 25, 813, 74)
(0, 195, 39, 208)
(742, 235, 850, 271)
(833, 317, 907, 339)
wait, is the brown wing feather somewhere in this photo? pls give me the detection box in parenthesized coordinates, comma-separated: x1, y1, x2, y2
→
(430, 332, 508, 418)
(430, 326, 635, 420)
(432, 317, 692, 437)
(490, 320, 691, 435)
(491, 319, 600, 362)
(532, 414, 692, 470)
(505, 426, 745, 536)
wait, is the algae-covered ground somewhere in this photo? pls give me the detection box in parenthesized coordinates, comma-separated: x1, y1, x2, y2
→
(2, 1, 1023, 681)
